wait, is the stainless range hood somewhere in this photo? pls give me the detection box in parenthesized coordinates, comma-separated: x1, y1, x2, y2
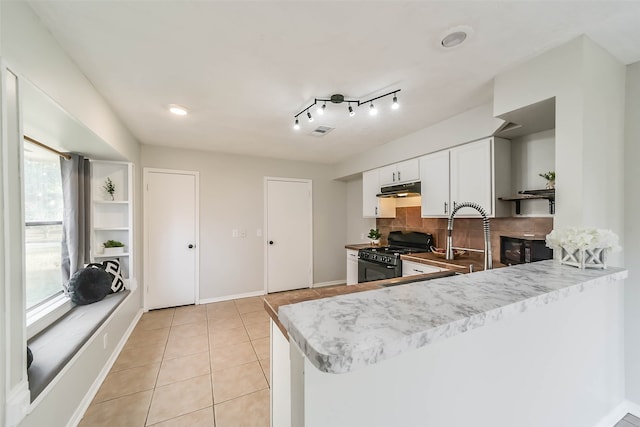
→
(376, 181, 421, 198)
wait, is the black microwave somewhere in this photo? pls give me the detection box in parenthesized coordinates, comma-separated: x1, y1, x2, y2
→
(500, 235, 553, 265)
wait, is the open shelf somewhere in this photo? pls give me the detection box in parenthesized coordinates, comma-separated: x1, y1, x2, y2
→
(499, 189, 555, 214)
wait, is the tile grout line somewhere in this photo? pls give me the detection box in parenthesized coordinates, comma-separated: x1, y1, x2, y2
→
(144, 308, 174, 427)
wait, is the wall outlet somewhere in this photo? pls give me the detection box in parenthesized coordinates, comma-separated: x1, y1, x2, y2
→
(361, 233, 365, 240)
(232, 229, 239, 238)
(103, 333, 108, 349)
(240, 229, 247, 238)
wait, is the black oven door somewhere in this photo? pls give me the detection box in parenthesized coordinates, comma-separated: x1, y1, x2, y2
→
(358, 259, 400, 283)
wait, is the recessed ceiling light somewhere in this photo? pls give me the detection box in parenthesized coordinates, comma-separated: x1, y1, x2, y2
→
(168, 104, 188, 116)
(439, 25, 473, 49)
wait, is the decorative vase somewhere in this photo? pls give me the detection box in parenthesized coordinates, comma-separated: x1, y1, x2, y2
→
(546, 180, 555, 189)
(103, 246, 124, 256)
(559, 246, 607, 269)
(371, 239, 380, 245)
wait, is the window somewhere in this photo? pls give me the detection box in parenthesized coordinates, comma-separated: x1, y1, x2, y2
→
(24, 141, 64, 310)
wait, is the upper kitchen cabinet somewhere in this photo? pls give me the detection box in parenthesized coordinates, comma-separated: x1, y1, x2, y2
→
(420, 138, 511, 218)
(420, 150, 450, 216)
(379, 159, 420, 186)
(362, 169, 395, 218)
(450, 137, 511, 217)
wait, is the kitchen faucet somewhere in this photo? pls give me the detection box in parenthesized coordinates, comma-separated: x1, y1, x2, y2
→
(446, 201, 493, 270)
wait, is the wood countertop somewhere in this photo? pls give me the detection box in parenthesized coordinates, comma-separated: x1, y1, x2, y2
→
(345, 243, 376, 250)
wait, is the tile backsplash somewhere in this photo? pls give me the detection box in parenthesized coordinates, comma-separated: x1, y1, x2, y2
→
(377, 207, 553, 262)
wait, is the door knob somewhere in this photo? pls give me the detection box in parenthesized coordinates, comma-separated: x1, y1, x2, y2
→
(188, 244, 194, 249)
(269, 240, 274, 245)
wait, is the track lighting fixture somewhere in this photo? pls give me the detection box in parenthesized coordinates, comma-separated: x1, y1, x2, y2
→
(292, 89, 400, 129)
(392, 95, 399, 110)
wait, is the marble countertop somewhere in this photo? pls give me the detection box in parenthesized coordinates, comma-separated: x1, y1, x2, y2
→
(278, 260, 627, 374)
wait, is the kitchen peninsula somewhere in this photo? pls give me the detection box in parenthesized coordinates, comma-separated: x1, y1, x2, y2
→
(267, 261, 628, 427)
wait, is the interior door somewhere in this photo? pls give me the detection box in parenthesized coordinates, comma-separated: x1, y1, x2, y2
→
(144, 169, 198, 309)
(265, 178, 312, 293)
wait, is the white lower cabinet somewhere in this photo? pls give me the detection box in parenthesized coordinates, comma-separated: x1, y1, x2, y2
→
(346, 249, 358, 285)
(271, 320, 291, 427)
(402, 260, 442, 277)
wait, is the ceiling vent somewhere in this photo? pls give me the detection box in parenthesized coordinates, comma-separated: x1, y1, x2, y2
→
(310, 126, 334, 137)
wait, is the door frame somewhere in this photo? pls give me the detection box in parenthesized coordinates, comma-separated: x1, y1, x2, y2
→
(263, 177, 313, 294)
(143, 167, 200, 310)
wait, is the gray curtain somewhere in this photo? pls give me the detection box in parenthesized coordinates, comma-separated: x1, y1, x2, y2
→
(60, 154, 91, 286)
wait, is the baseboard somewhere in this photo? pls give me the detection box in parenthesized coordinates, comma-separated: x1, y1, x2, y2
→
(66, 307, 143, 427)
(312, 280, 345, 288)
(198, 290, 265, 305)
(594, 400, 640, 427)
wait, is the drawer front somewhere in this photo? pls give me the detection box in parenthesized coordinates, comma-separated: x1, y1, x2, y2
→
(402, 261, 441, 277)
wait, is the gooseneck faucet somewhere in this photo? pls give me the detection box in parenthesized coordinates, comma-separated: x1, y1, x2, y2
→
(446, 201, 493, 270)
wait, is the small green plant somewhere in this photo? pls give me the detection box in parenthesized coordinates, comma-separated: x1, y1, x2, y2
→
(103, 177, 116, 200)
(368, 229, 382, 240)
(103, 239, 124, 248)
(538, 171, 556, 182)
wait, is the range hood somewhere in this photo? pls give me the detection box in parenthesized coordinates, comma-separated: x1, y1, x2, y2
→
(377, 181, 421, 198)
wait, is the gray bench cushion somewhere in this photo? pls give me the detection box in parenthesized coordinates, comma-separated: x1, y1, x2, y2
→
(27, 290, 130, 402)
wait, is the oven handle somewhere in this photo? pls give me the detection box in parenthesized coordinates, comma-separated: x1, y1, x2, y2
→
(386, 265, 395, 269)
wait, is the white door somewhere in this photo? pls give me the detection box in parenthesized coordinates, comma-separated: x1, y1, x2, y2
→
(450, 138, 493, 216)
(265, 178, 312, 293)
(420, 151, 450, 217)
(144, 169, 198, 309)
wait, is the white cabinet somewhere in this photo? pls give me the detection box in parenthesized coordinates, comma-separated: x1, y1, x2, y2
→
(346, 249, 359, 285)
(362, 169, 395, 218)
(402, 260, 442, 277)
(420, 150, 450, 216)
(379, 159, 420, 186)
(90, 160, 134, 285)
(420, 137, 511, 218)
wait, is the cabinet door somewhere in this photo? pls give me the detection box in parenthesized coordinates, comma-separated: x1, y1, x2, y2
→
(420, 151, 450, 217)
(402, 261, 442, 277)
(396, 159, 419, 183)
(378, 164, 398, 186)
(450, 139, 493, 217)
(362, 170, 395, 218)
(346, 250, 359, 285)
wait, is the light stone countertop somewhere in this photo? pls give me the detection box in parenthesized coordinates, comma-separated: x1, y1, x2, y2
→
(278, 260, 627, 374)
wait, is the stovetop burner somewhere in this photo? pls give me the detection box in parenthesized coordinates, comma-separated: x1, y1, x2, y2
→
(358, 231, 435, 266)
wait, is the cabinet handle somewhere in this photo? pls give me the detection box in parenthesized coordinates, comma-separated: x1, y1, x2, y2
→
(392, 172, 396, 182)
(398, 171, 401, 181)
(444, 202, 448, 214)
(375, 206, 378, 216)
(413, 268, 424, 273)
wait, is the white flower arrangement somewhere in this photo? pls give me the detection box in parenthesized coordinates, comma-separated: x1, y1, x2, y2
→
(545, 227, 621, 269)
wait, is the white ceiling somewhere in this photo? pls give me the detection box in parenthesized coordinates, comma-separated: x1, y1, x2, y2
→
(27, 1, 640, 164)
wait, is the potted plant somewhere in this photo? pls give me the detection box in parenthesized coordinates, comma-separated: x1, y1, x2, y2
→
(103, 239, 125, 255)
(538, 171, 556, 189)
(103, 177, 116, 200)
(368, 229, 382, 245)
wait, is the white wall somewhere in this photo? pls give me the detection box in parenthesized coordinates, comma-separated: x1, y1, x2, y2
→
(624, 61, 640, 404)
(510, 129, 555, 216)
(333, 103, 504, 180)
(0, 2, 143, 426)
(141, 145, 347, 300)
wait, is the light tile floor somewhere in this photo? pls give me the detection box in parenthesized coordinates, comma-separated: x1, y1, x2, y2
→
(79, 296, 270, 427)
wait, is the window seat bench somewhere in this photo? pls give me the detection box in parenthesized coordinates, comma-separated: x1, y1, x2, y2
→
(27, 290, 131, 402)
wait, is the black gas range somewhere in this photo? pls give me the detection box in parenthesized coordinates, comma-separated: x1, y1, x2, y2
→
(358, 231, 434, 283)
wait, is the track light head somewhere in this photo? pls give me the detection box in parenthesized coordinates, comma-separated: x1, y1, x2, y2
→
(307, 110, 313, 122)
(348, 104, 355, 117)
(318, 103, 326, 115)
(293, 118, 300, 130)
(369, 102, 378, 116)
(392, 94, 399, 110)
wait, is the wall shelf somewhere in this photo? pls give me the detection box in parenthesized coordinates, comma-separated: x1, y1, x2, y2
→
(499, 189, 555, 215)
